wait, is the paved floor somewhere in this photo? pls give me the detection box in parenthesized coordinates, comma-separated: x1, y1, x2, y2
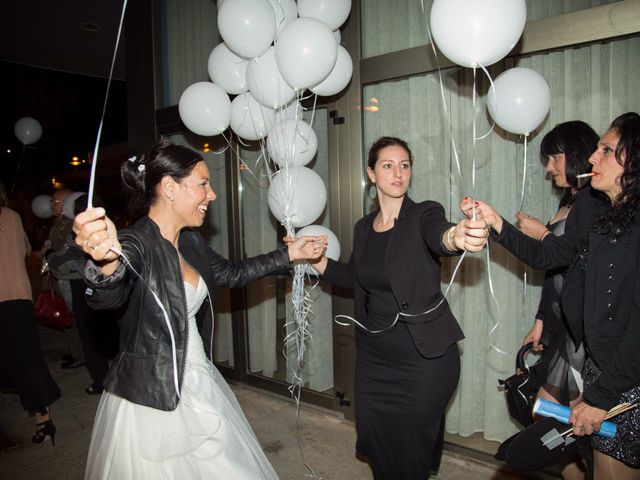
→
(0, 327, 556, 479)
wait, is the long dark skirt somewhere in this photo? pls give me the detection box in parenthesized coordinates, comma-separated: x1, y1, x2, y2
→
(356, 323, 460, 479)
(0, 299, 61, 413)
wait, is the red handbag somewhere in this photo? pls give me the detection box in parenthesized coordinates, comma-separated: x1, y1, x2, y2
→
(34, 276, 74, 331)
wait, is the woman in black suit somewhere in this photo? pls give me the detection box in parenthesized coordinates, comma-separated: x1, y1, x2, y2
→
(312, 137, 488, 479)
(565, 112, 640, 478)
(469, 113, 640, 478)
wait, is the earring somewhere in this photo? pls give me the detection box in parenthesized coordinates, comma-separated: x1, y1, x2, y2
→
(368, 184, 377, 200)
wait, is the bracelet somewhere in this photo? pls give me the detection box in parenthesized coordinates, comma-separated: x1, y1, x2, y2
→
(539, 229, 551, 241)
(445, 226, 457, 251)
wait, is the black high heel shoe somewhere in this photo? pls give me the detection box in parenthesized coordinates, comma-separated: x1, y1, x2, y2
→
(32, 419, 56, 446)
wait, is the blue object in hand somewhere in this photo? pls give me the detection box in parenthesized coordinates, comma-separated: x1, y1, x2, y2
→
(533, 398, 616, 438)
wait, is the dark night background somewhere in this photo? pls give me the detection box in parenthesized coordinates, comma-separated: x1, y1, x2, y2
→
(0, 60, 128, 242)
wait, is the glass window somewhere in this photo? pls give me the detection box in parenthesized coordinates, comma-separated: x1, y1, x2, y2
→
(159, 0, 220, 107)
(239, 108, 334, 393)
(362, 34, 640, 450)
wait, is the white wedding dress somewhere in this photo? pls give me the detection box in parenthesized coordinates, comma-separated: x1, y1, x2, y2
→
(85, 277, 278, 479)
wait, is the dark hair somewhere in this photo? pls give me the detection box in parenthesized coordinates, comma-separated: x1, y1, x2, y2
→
(367, 136, 413, 170)
(121, 141, 202, 217)
(540, 121, 599, 193)
(595, 112, 640, 232)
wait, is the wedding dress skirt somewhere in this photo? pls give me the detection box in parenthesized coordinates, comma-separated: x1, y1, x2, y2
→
(85, 278, 278, 479)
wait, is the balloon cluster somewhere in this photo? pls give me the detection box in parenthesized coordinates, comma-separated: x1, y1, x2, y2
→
(429, 0, 551, 136)
(179, 0, 353, 140)
(179, 0, 351, 257)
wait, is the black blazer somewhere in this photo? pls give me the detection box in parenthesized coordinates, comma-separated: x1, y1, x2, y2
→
(492, 187, 609, 271)
(563, 218, 640, 410)
(323, 196, 464, 358)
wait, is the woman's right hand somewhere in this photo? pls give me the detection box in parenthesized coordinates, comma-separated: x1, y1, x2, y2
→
(523, 319, 544, 351)
(460, 198, 504, 234)
(515, 212, 549, 240)
(73, 208, 120, 266)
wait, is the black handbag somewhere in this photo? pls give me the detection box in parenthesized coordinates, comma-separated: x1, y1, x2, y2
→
(498, 342, 546, 428)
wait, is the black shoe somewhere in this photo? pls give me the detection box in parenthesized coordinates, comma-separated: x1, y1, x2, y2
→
(85, 385, 103, 395)
(61, 354, 74, 361)
(32, 420, 56, 446)
(61, 360, 84, 369)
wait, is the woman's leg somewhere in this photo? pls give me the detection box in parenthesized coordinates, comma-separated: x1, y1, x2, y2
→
(536, 387, 588, 480)
(594, 451, 640, 479)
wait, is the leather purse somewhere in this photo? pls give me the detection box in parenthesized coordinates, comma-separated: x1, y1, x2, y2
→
(34, 276, 74, 331)
(498, 342, 545, 427)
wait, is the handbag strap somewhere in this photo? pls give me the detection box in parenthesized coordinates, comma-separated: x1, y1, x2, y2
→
(516, 342, 535, 373)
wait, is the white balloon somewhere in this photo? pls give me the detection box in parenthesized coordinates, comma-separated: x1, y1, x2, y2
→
(333, 29, 341, 45)
(296, 224, 340, 261)
(268, 0, 297, 35)
(178, 82, 231, 136)
(487, 67, 551, 135)
(268, 166, 326, 228)
(267, 119, 318, 167)
(274, 99, 302, 123)
(230, 93, 276, 141)
(275, 18, 337, 90)
(62, 192, 86, 220)
(430, 0, 526, 68)
(297, 0, 352, 31)
(217, 0, 276, 59)
(14, 117, 43, 145)
(207, 43, 249, 95)
(246, 46, 296, 108)
(310, 46, 352, 96)
(31, 195, 52, 219)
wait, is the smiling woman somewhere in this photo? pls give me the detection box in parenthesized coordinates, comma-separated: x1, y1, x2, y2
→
(71, 141, 328, 479)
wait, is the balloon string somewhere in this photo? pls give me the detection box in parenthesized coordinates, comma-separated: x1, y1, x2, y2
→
(519, 134, 529, 211)
(485, 243, 509, 356)
(475, 63, 496, 141)
(335, 251, 467, 333)
(425, 23, 462, 180)
(87, 0, 128, 209)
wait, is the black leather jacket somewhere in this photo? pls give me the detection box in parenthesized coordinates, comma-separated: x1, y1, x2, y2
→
(83, 216, 290, 411)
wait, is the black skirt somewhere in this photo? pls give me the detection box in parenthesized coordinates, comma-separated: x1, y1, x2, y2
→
(0, 299, 61, 413)
(355, 314, 460, 479)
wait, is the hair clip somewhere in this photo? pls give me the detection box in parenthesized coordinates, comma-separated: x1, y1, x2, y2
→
(137, 164, 146, 173)
(128, 155, 137, 163)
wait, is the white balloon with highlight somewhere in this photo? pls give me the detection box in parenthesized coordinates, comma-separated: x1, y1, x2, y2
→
(268, 167, 327, 228)
(275, 17, 337, 90)
(310, 46, 353, 96)
(207, 43, 249, 95)
(430, 0, 526, 68)
(230, 93, 276, 141)
(246, 46, 296, 109)
(14, 117, 43, 145)
(487, 67, 551, 135)
(217, 0, 276, 59)
(267, 119, 318, 167)
(31, 195, 53, 219)
(297, 0, 352, 30)
(179, 82, 231, 136)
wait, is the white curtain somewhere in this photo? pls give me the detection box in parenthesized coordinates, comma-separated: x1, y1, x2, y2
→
(164, 0, 219, 106)
(362, 16, 640, 441)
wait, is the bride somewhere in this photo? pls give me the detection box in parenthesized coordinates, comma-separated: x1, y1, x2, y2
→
(74, 141, 326, 479)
